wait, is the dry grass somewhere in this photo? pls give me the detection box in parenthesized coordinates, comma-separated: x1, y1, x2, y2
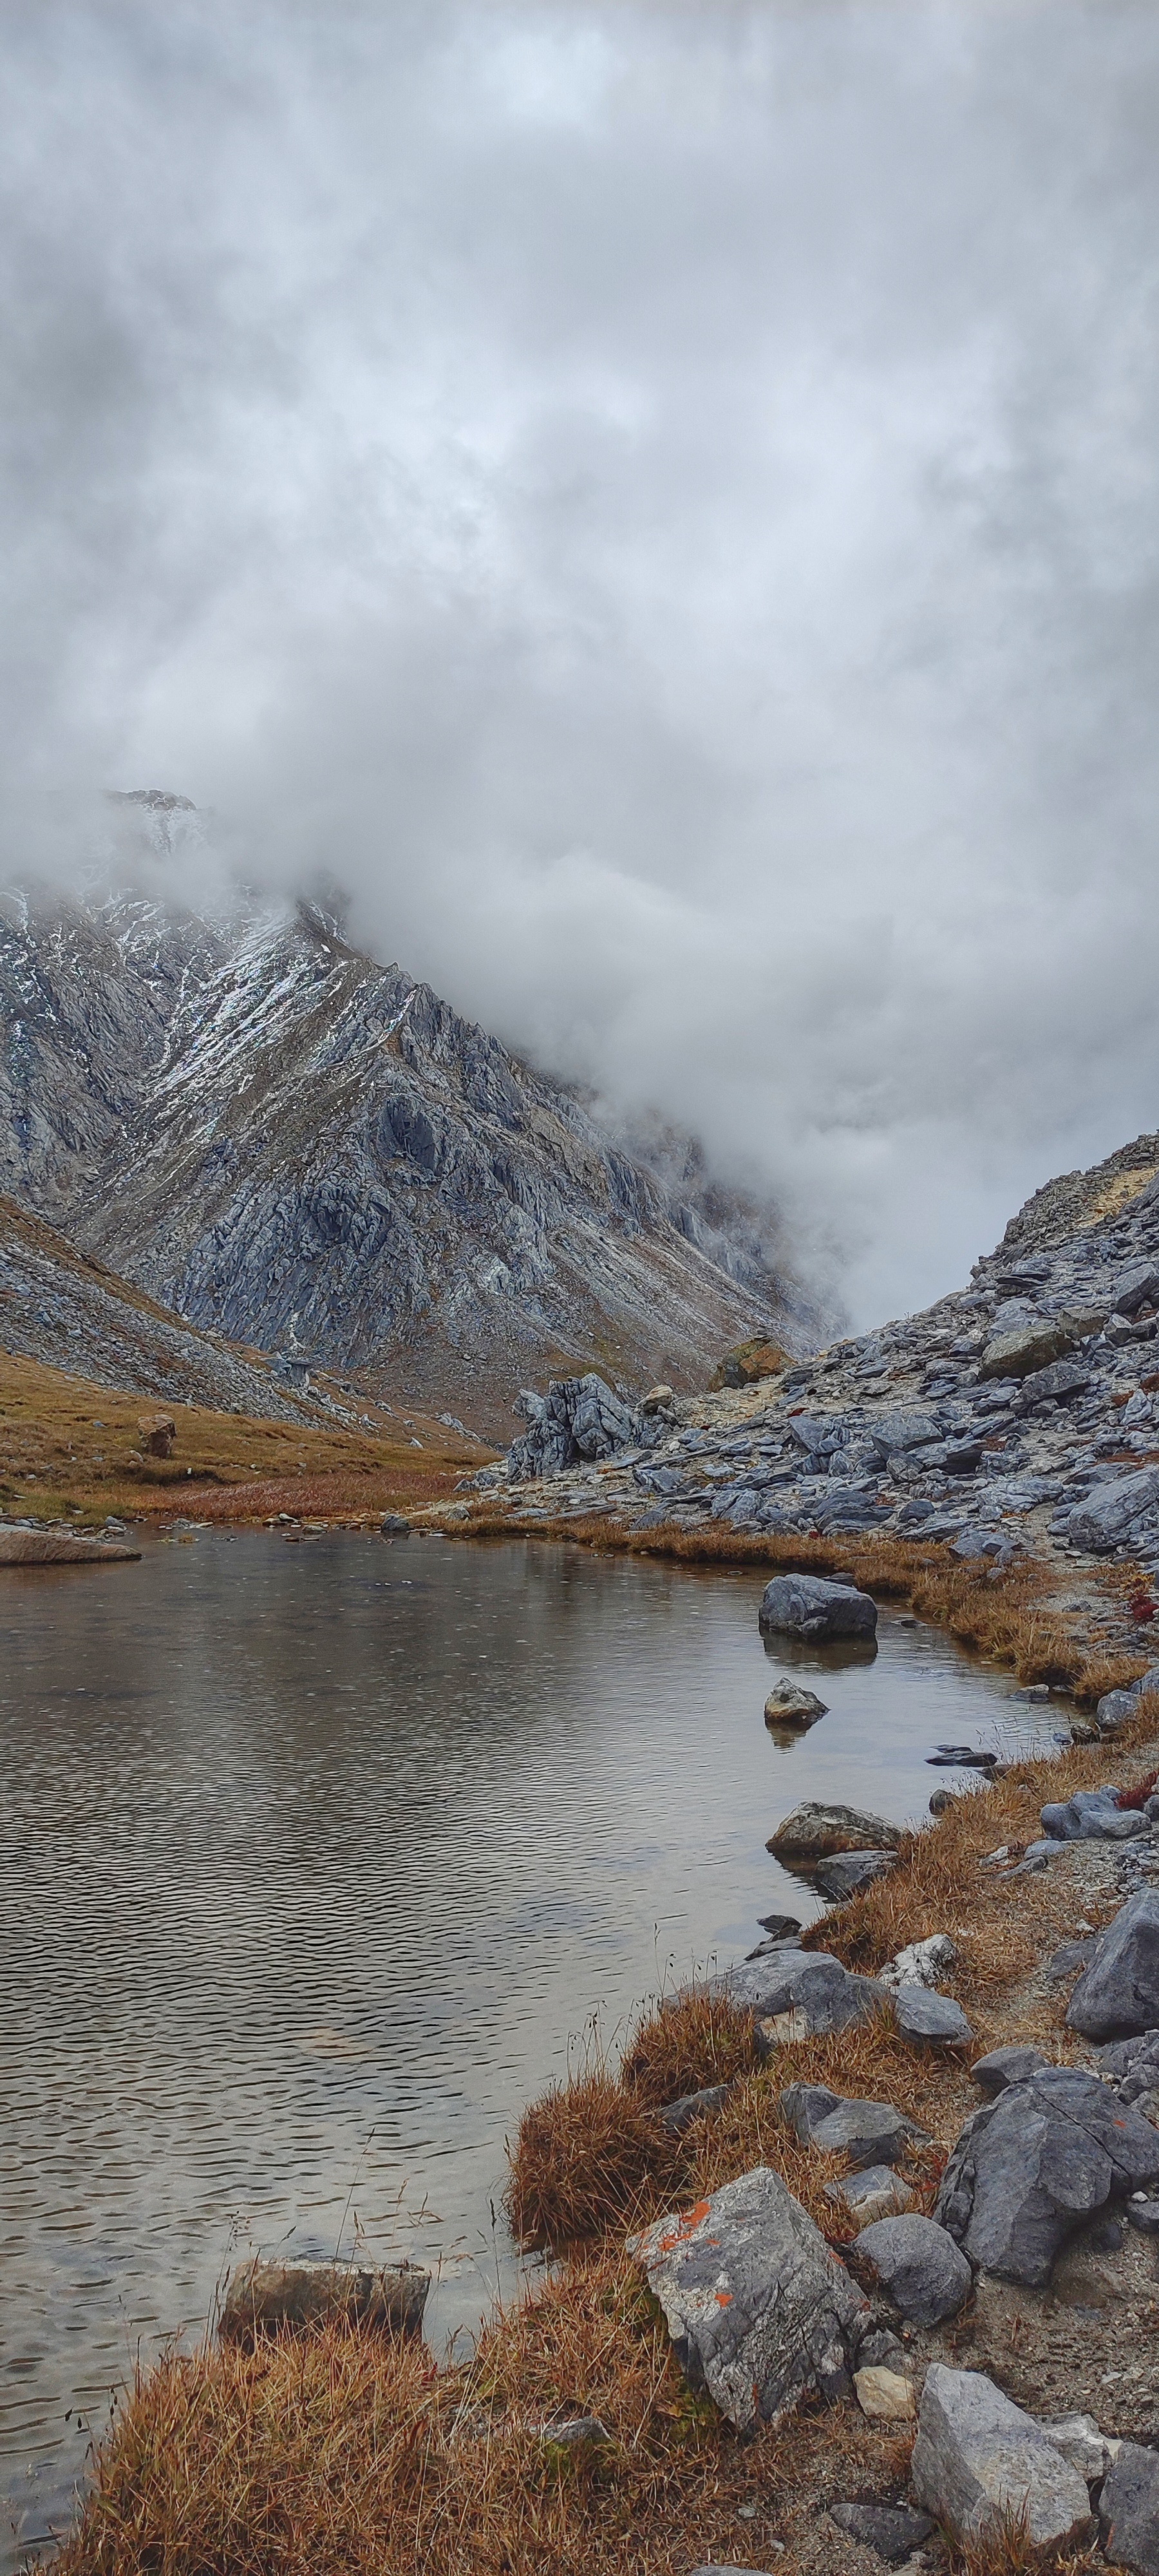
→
(52, 2255, 903, 2576)
(0, 1347, 489, 1524)
(621, 1985, 762, 2104)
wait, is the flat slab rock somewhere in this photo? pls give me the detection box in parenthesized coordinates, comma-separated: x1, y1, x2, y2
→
(629, 2163, 870, 2430)
(892, 1984, 972, 2047)
(1068, 1889, 1159, 2040)
(0, 1527, 141, 1563)
(758, 1573, 878, 1642)
(828, 2503, 935, 2567)
(218, 2256, 430, 2344)
(936, 2063, 1159, 2286)
(766, 1800, 903, 1860)
(911, 2363, 1094, 2552)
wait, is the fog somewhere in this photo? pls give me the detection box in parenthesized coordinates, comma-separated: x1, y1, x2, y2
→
(3, 1, 1159, 1326)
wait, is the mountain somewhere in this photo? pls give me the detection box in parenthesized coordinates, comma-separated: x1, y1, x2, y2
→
(0, 798, 822, 1432)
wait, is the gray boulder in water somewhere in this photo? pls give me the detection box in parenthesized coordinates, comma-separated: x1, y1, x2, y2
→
(629, 2163, 870, 2429)
(758, 1573, 877, 1640)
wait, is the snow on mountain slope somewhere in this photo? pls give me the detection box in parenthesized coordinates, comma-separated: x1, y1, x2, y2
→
(0, 801, 822, 1429)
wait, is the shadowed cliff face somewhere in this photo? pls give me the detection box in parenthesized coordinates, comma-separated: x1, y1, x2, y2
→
(0, 833, 821, 1430)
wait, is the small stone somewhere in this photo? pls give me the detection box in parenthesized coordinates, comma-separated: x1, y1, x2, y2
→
(1100, 2439, 1159, 2571)
(828, 2503, 935, 2567)
(780, 2085, 925, 2170)
(380, 1511, 412, 1537)
(854, 2215, 973, 2325)
(535, 2415, 609, 2448)
(1035, 2411, 1117, 2483)
(657, 2083, 731, 2136)
(757, 1911, 802, 1939)
(854, 2365, 916, 2421)
(880, 1935, 957, 1990)
(825, 2164, 918, 2227)
(910, 2363, 1093, 2552)
(764, 1678, 828, 1729)
(892, 1986, 973, 2047)
(971, 2045, 1048, 2096)
(1126, 2197, 1159, 2234)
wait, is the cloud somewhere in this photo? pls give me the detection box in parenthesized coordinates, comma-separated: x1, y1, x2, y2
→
(2, 0, 1159, 1324)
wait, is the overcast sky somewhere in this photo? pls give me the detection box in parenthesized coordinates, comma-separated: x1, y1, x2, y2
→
(3, 1, 1159, 1326)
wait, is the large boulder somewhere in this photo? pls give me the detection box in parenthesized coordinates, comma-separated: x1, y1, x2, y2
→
(628, 2164, 870, 2430)
(935, 2065, 1159, 2285)
(758, 1573, 878, 1642)
(979, 1320, 1081, 1380)
(506, 1373, 643, 1479)
(1065, 1468, 1159, 1555)
(218, 2256, 430, 2345)
(910, 2365, 1094, 2552)
(0, 1528, 142, 1563)
(1041, 1785, 1148, 1841)
(719, 1948, 885, 2038)
(853, 2214, 972, 2325)
(1068, 1889, 1159, 2039)
(766, 1800, 902, 1859)
(1100, 2441, 1159, 2571)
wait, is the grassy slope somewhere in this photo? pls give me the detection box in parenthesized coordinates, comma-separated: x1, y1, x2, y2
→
(0, 1346, 491, 1524)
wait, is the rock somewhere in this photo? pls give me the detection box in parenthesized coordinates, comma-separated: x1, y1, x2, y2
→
(218, 2256, 430, 2344)
(828, 2503, 935, 2567)
(1068, 1890, 1159, 2039)
(1126, 2197, 1159, 2234)
(979, 1320, 1082, 1381)
(824, 2164, 918, 2227)
(1037, 2410, 1118, 2483)
(757, 1911, 802, 1939)
(640, 1384, 674, 1414)
(535, 2415, 610, 2448)
(1021, 1356, 1092, 1403)
(935, 2065, 1159, 2285)
(880, 1934, 957, 1990)
(1100, 2440, 1159, 2571)
(1115, 1262, 1159, 1316)
(971, 2045, 1048, 2096)
(657, 2083, 731, 2136)
(911, 2364, 1094, 2552)
(1046, 1940, 1097, 1982)
(721, 1948, 886, 2038)
(892, 1986, 972, 2047)
(854, 2215, 973, 2325)
(628, 2163, 870, 2430)
(1041, 1785, 1148, 1841)
(137, 1410, 176, 1456)
(763, 1679, 828, 1729)
(0, 1528, 142, 1563)
(928, 1785, 959, 1814)
(854, 2365, 916, 2421)
(766, 1801, 903, 1859)
(779, 2085, 926, 2169)
(758, 1573, 878, 1642)
(710, 1338, 790, 1390)
(1066, 1467, 1159, 1553)
(813, 1849, 898, 1900)
(1098, 1689, 1142, 1734)
(380, 1511, 412, 1536)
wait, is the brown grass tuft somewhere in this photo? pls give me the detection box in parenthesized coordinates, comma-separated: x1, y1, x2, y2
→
(621, 1987, 760, 2105)
(1071, 1651, 1149, 1706)
(505, 2067, 677, 2252)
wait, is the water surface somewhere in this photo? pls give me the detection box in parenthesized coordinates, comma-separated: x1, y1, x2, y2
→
(0, 1530, 1055, 2562)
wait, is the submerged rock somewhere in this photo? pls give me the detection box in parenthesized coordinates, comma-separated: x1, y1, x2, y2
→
(219, 2256, 430, 2344)
(762, 1678, 828, 1729)
(766, 1800, 902, 1859)
(813, 1848, 897, 1900)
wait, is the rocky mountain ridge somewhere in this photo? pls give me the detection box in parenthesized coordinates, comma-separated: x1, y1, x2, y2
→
(0, 800, 820, 1433)
(469, 1131, 1159, 1573)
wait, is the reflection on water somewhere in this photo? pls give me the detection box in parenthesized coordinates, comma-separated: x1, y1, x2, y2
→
(0, 1530, 1056, 2561)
